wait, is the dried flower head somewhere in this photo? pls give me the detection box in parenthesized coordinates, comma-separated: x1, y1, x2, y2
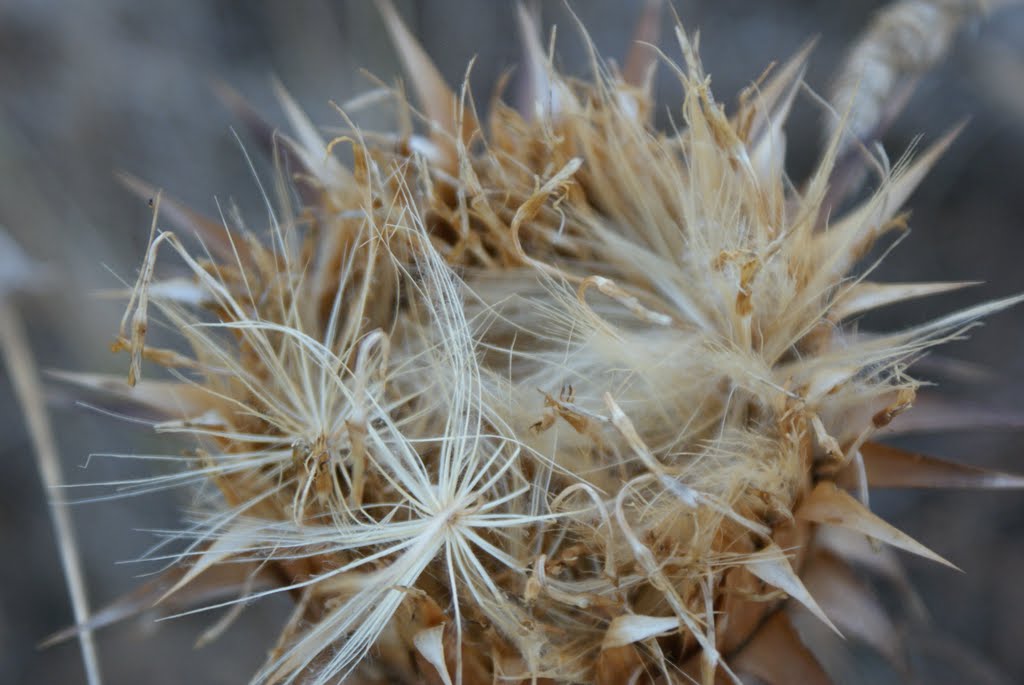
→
(64, 2, 1024, 683)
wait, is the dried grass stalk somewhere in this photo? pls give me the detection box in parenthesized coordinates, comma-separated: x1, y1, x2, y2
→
(1, 231, 103, 685)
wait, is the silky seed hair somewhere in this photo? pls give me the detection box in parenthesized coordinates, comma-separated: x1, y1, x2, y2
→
(59, 1, 1024, 684)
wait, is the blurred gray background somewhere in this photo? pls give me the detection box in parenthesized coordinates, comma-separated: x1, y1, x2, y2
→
(1, 1, 1023, 683)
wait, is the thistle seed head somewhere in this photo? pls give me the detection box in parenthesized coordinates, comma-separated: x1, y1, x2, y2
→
(71, 3, 1024, 684)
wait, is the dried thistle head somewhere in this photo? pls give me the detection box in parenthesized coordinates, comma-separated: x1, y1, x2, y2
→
(68, 2, 1024, 683)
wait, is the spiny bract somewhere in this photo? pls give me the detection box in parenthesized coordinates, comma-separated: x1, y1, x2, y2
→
(70, 2, 1024, 684)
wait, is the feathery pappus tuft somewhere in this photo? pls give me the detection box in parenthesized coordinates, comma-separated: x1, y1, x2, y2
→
(60, 1, 1024, 683)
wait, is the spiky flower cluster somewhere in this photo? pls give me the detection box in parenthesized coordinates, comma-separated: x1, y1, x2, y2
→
(73, 3, 1024, 684)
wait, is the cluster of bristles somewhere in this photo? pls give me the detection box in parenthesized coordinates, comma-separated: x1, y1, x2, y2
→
(63, 2, 1024, 684)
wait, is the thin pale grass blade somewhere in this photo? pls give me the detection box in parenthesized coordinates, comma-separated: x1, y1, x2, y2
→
(796, 481, 958, 569)
(0, 259, 102, 683)
(729, 611, 832, 685)
(861, 441, 1024, 489)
